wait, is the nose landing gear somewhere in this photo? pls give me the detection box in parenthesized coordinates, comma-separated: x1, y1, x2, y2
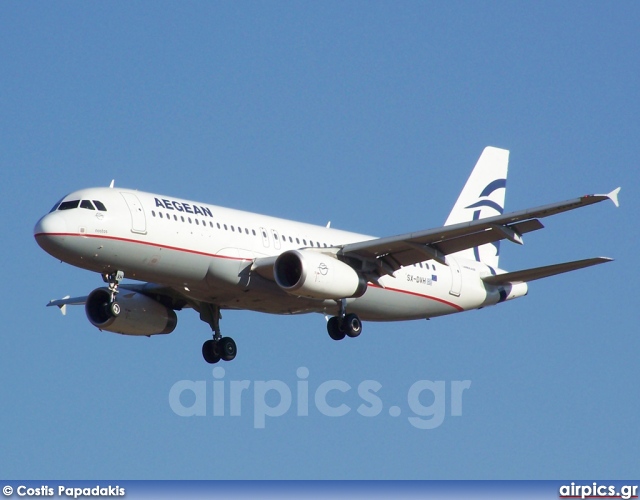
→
(102, 270, 124, 316)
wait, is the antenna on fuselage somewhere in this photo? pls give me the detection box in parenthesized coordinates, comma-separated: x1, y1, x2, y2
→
(109, 179, 115, 188)
(326, 221, 331, 228)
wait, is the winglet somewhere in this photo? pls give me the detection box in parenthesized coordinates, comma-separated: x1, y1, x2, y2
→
(607, 187, 621, 208)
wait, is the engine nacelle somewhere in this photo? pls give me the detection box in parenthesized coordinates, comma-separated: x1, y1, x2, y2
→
(85, 287, 177, 336)
(274, 250, 367, 300)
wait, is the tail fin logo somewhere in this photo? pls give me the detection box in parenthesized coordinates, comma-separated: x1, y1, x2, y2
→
(443, 146, 509, 268)
(465, 178, 507, 262)
(464, 178, 507, 215)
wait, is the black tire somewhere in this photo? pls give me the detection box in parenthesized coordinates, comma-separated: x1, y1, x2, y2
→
(110, 301, 121, 317)
(327, 316, 346, 341)
(219, 337, 237, 361)
(202, 339, 221, 364)
(343, 313, 362, 338)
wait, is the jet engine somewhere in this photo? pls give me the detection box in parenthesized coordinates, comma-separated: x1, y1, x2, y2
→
(85, 287, 177, 336)
(274, 250, 367, 300)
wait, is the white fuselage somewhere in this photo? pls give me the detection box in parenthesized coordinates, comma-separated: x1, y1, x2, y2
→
(34, 187, 522, 322)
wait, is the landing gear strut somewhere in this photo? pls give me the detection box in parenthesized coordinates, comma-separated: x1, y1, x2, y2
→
(102, 270, 124, 317)
(327, 298, 362, 341)
(200, 304, 237, 363)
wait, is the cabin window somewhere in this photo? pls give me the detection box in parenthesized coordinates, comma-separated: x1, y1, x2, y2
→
(151, 210, 156, 217)
(58, 200, 80, 210)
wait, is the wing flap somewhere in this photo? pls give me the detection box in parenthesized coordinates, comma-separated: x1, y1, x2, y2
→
(436, 219, 544, 257)
(481, 257, 613, 286)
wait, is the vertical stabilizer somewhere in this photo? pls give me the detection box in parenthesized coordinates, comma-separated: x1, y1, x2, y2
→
(444, 147, 509, 269)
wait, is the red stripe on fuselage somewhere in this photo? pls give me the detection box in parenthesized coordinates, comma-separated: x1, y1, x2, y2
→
(367, 282, 464, 311)
(35, 232, 464, 311)
(34, 232, 249, 261)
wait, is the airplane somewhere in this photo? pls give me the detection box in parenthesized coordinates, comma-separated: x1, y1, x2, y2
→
(33, 147, 620, 363)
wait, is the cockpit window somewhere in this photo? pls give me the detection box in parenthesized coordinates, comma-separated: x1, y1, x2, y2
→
(58, 200, 80, 210)
(80, 200, 95, 210)
(93, 200, 107, 211)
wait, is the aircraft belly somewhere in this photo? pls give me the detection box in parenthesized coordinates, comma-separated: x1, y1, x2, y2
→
(348, 286, 455, 321)
(202, 264, 328, 315)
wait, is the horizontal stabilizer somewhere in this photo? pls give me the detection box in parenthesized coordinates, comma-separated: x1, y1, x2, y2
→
(482, 257, 613, 286)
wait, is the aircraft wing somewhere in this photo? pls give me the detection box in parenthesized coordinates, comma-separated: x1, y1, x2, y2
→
(46, 283, 193, 315)
(339, 188, 620, 275)
(47, 295, 88, 315)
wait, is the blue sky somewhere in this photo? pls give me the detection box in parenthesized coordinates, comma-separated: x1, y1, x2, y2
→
(1, 2, 638, 480)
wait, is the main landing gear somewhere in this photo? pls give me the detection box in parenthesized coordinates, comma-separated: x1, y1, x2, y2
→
(200, 304, 237, 364)
(102, 270, 124, 317)
(327, 299, 362, 341)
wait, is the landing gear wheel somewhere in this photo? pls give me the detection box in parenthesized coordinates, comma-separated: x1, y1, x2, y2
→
(327, 316, 346, 341)
(202, 339, 221, 364)
(343, 313, 362, 338)
(219, 337, 237, 361)
(110, 301, 121, 317)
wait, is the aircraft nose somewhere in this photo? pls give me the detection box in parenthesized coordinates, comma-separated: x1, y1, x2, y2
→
(34, 212, 68, 253)
(34, 212, 67, 237)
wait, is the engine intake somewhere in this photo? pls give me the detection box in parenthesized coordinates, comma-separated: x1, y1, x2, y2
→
(274, 250, 367, 300)
(85, 287, 177, 336)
